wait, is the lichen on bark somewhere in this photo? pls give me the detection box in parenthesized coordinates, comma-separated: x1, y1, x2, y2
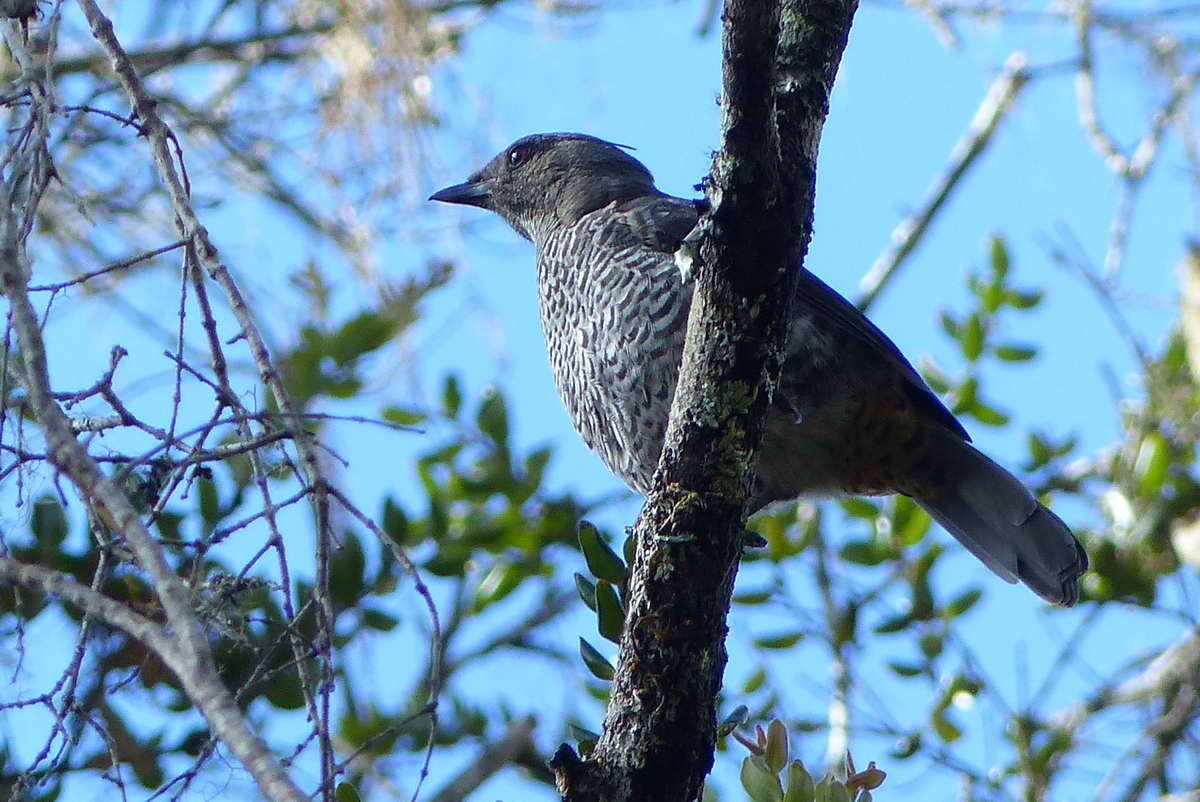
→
(550, 3, 860, 801)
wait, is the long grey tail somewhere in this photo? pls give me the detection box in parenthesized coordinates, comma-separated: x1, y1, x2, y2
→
(913, 436, 1088, 606)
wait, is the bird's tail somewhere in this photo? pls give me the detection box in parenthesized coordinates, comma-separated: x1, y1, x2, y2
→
(911, 435, 1088, 606)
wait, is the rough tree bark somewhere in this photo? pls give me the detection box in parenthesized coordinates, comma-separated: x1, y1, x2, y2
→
(549, 2, 858, 801)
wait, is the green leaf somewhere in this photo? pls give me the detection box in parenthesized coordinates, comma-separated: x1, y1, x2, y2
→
(1164, 330, 1189, 372)
(949, 673, 983, 697)
(382, 405, 426, 425)
(718, 705, 749, 737)
(1135, 431, 1171, 497)
(969, 401, 1010, 427)
(1026, 432, 1052, 470)
(833, 606, 859, 648)
(264, 670, 305, 710)
(944, 588, 983, 618)
(740, 756, 784, 802)
(156, 511, 184, 543)
(328, 312, 393, 365)
(874, 613, 912, 634)
(31, 496, 68, 548)
(980, 279, 1004, 315)
(920, 360, 951, 394)
(989, 235, 1010, 279)
(887, 661, 923, 678)
(329, 534, 366, 608)
(840, 540, 887, 566)
(743, 666, 767, 694)
(579, 638, 614, 681)
(197, 476, 220, 528)
(473, 559, 524, 611)
(919, 632, 944, 659)
(765, 719, 789, 773)
(382, 497, 410, 545)
(932, 708, 962, 742)
(335, 782, 363, 802)
(755, 631, 805, 650)
(523, 446, 552, 485)
(575, 573, 597, 612)
(326, 376, 362, 399)
(939, 310, 960, 341)
(734, 590, 774, 605)
(890, 733, 921, 759)
(961, 313, 985, 362)
(994, 344, 1037, 362)
(361, 608, 399, 632)
(840, 498, 879, 519)
(896, 506, 932, 546)
(784, 761, 815, 802)
(442, 375, 462, 417)
(578, 521, 626, 584)
(595, 580, 624, 644)
(477, 390, 509, 447)
(1005, 288, 1043, 309)
(951, 377, 978, 415)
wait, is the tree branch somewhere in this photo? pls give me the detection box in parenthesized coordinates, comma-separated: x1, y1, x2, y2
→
(428, 716, 538, 802)
(856, 51, 1030, 310)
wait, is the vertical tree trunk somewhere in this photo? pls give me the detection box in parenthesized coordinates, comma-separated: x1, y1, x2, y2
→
(550, 2, 859, 801)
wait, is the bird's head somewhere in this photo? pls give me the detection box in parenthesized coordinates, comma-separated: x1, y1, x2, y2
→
(429, 133, 658, 241)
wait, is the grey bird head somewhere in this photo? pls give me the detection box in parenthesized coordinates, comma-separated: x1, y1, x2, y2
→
(429, 133, 658, 241)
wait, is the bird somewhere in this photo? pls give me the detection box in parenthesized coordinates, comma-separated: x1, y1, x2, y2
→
(430, 132, 1088, 606)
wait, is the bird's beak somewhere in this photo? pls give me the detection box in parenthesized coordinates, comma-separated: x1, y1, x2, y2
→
(429, 180, 492, 208)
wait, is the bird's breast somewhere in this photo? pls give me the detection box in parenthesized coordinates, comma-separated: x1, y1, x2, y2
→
(534, 227, 690, 493)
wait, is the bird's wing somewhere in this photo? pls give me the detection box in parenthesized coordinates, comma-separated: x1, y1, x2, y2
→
(796, 269, 970, 441)
(613, 195, 703, 254)
(612, 193, 968, 441)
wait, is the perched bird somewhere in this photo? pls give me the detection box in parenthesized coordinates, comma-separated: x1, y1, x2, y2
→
(431, 133, 1088, 605)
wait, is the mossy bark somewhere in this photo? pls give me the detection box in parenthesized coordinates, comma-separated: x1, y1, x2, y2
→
(551, 2, 859, 800)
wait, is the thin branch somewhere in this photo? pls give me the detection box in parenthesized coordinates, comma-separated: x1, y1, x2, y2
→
(39, 20, 342, 77)
(0, 8, 310, 799)
(1052, 630, 1200, 730)
(326, 484, 442, 802)
(857, 51, 1030, 310)
(0, 558, 166, 661)
(27, 238, 187, 292)
(72, 3, 350, 786)
(428, 716, 538, 802)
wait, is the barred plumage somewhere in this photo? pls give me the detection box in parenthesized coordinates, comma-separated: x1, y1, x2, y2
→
(537, 202, 691, 493)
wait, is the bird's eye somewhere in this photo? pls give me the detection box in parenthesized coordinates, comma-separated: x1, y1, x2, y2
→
(508, 146, 529, 168)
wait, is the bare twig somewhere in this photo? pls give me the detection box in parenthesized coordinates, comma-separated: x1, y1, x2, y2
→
(325, 484, 442, 802)
(857, 52, 1030, 310)
(428, 716, 538, 802)
(27, 239, 187, 292)
(1052, 630, 1200, 731)
(72, 1, 349, 784)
